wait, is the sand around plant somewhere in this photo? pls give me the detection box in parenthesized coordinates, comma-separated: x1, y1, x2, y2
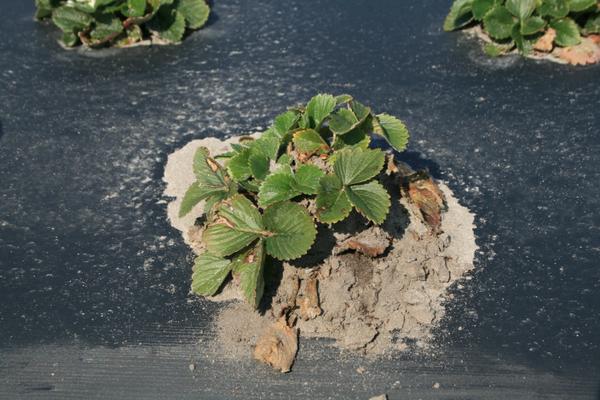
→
(163, 137, 478, 370)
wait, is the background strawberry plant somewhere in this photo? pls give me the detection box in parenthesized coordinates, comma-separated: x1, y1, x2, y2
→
(444, 0, 600, 55)
(35, 0, 210, 47)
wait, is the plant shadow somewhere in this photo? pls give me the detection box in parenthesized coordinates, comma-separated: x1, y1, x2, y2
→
(204, 0, 219, 28)
(259, 257, 284, 314)
(287, 224, 337, 269)
(370, 137, 443, 179)
(396, 150, 443, 179)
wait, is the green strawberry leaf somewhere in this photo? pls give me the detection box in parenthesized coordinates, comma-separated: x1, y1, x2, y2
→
(180, 147, 236, 217)
(567, 0, 596, 12)
(345, 181, 391, 224)
(203, 195, 264, 257)
(196, 149, 234, 184)
(52, 6, 93, 32)
(305, 94, 336, 128)
(263, 202, 317, 260)
(234, 242, 266, 308)
(35, 0, 54, 19)
(194, 147, 221, 180)
(277, 153, 293, 165)
(551, 18, 582, 47)
(372, 114, 410, 152)
(512, 24, 533, 55)
(125, 0, 147, 17)
(483, 5, 516, 40)
(583, 13, 600, 35)
(331, 126, 370, 151)
(180, 183, 210, 217)
(520, 16, 546, 35)
(177, 0, 210, 29)
(203, 223, 258, 257)
(335, 94, 353, 105)
(258, 164, 325, 206)
(333, 147, 385, 186)
(294, 164, 325, 194)
(273, 110, 300, 140)
(148, 6, 186, 43)
(218, 194, 263, 232)
(444, 0, 474, 31)
(472, 0, 496, 20)
(249, 136, 280, 160)
(239, 179, 260, 193)
(203, 193, 223, 218)
(315, 174, 353, 224)
(292, 129, 329, 158)
(505, 0, 536, 20)
(101, 1, 130, 14)
(191, 253, 232, 296)
(61, 31, 79, 47)
(329, 108, 359, 136)
(484, 41, 514, 57)
(68, 1, 96, 14)
(350, 100, 371, 124)
(230, 143, 245, 153)
(260, 126, 280, 143)
(258, 171, 299, 207)
(249, 153, 270, 181)
(537, 0, 569, 18)
(227, 148, 252, 182)
(89, 14, 123, 43)
(298, 112, 310, 129)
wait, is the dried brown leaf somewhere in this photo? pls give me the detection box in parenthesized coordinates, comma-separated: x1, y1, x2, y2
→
(533, 28, 556, 52)
(343, 239, 388, 257)
(286, 275, 300, 309)
(206, 158, 220, 173)
(336, 226, 392, 257)
(253, 317, 298, 373)
(298, 276, 322, 320)
(385, 154, 399, 176)
(554, 36, 600, 65)
(405, 171, 447, 233)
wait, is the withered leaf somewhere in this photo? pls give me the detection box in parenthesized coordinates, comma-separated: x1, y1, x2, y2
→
(253, 317, 298, 373)
(533, 28, 556, 52)
(554, 35, 600, 65)
(404, 171, 447, 233)
(298, 276, 322, 320)
(385, 154, 399, 176)
(336, 227, 392, 257)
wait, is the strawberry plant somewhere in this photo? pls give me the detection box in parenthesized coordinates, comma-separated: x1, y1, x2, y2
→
(444, 0, 600, 56)
(180, 94, 410, 308)
(34, 0, 210, 48)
